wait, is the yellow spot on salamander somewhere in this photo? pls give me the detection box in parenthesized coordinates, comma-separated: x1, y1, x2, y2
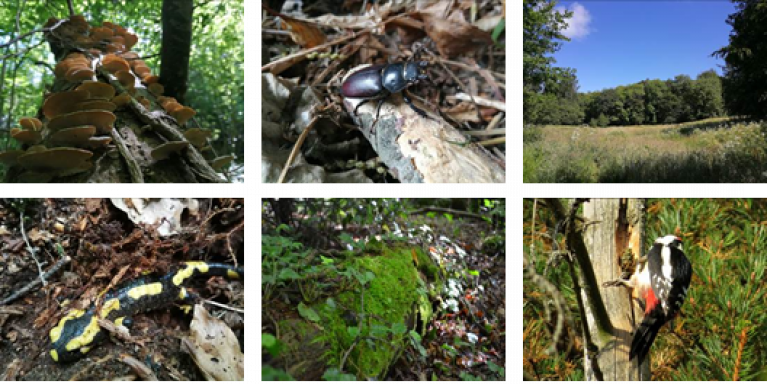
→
(172, 262, 209, 286)
(227, 269, 240, 279)
(99, 298, 121, 318)
(178, 287, 187, 300)
(127, 282, 163, 300)
(50, 309, 86, 343)
(115, 317, 126, 327)
(65, 316, 100, 351)
(50, 349, 59, 362)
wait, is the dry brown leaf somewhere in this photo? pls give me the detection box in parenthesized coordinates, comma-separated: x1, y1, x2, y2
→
(181, 305, 244, 381)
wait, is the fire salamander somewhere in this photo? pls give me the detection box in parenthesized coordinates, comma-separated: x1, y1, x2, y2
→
(49, 261, 243, 363)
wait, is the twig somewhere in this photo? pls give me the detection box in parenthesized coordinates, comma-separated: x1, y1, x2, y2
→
(0, 254, 71, 306)
(0, 19, 66, 49)
(201, 298, 244, 314)
(278, 116, 318, 183)
(733, 327, 747, 381)
(66, 0, 75, 16)
(19, 214, 46, 285)
(450, 93, 506, 111)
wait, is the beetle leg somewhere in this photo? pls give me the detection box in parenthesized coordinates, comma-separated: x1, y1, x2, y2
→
(374, 98, 386, 120)
(403, 93, 429, 119)
(353, 98, 373, 116)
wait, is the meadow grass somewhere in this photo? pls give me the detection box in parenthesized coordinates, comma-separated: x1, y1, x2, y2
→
(523, 117, 767, 183)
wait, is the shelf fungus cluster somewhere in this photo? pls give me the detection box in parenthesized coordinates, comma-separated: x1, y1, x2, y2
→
(0, 81, 120, 179)
(42, 15, 201, 129)
(157, 96, 196, 125)
(46, 16, 139, 54)
(0, 15, 234, 180)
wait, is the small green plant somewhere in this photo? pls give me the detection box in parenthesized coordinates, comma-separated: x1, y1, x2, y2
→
(262, 332, 294, 380)
(262, 365, 294, 380)
(262, 233, 309, 302)
(322, 367, 356, 381)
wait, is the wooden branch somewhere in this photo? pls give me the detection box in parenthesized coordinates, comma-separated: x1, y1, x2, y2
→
(111, 128, 145, 183)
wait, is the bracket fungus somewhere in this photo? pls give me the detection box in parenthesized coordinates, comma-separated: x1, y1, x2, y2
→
(0, 150, 25, 166)
(12, 116, 44, 145)
(43, 90, 91, 119)
(55, 53, 94, 82)
(49, 125, 97, 146)
(115, 70, 137, 90)
(143, 75, 160, 85)
(132, 61, 151, 78)
(20, 117, 43, 131)
(76, 81, 116, 100)
(156, 97, 197, 126)
(90, 26, 114, 41)
(172, 107, 196, 126)
(148, 83, 165, 96)
(75, 100, 117, 112)
(85, 137, 113, 149)
(163, 101, 183, 114)
(183, 128, 212, 148)
(17, 147, 93, 175)
(150, 141, 190, 161)
(210, 155, 235, 170)
(47, 110, 116, 134)
(102, 54, 131, 73)
(11, 129, 43, 145)
(111, 93, 132, 108)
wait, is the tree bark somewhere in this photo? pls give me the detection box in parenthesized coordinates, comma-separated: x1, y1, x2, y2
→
(160, 0, 193, 103)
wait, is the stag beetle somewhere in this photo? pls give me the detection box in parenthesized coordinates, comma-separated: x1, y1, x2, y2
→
(341, 58, 430, 121)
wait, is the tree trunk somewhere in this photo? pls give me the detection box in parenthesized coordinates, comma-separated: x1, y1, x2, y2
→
(160, 0, 193, 103)
(582, 198, 650, 380)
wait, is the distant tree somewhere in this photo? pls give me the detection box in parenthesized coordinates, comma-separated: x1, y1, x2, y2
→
(523, 0, 580, 125)
(714, 0, 767, 119)
(693, 70, 724, 119)
(669, 75, 696, 122)
(539, 68, 584, 125)
(536, 98, 558, 125)
(619, 83, 646, 125)
(599, 113, 610, 127)
(590, 89, 624, 125)
(589, 113, 609, 128)
(642, 79, 668, 124)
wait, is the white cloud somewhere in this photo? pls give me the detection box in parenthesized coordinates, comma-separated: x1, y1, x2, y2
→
(556, 2, 592, 40)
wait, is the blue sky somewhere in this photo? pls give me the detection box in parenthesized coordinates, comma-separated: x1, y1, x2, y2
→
(552, 1, 737, 93)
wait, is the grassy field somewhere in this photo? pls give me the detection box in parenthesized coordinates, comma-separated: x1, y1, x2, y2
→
(523, 117, 767, 182)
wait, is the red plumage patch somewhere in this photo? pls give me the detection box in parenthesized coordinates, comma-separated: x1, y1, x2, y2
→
(645, 288, 659, 315)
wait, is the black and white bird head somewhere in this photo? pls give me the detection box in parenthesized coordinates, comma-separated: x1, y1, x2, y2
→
(655, 234, 683, 251)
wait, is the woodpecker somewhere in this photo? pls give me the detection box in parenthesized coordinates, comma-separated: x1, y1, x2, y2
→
(604, 234, 692, 364)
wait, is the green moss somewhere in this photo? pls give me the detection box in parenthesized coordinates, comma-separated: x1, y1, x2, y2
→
(414, 247, 439, 282)
(279, 246, 438, 380)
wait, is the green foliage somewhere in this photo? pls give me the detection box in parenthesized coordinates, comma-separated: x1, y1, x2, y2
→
(263, 330, 293, 380)
(459, 372, 482, 381)
(714, 1, 767, 119)
(321, 368, 357, 381)
(491, 17, 505, 46)
(581, 71, 725, 127)
(693, 70, 725, 119)
(588, 113, 610, 128)
(262, 365, 295, 381)
(523, 125, 544, 143)
(262, 332, 283, 357)
(261, 234, 310, 301)
(408, 330, 428, 357)
(525, 70, 584, 125)
(185, 1, 244, 160)
(524, 142, 550, 181)
(298, 302, 321, 323)
(522, 0, 572, 125)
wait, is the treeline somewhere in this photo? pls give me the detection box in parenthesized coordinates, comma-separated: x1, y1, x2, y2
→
(528, 70, 724, 127)
(524, 0, 766, 127)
